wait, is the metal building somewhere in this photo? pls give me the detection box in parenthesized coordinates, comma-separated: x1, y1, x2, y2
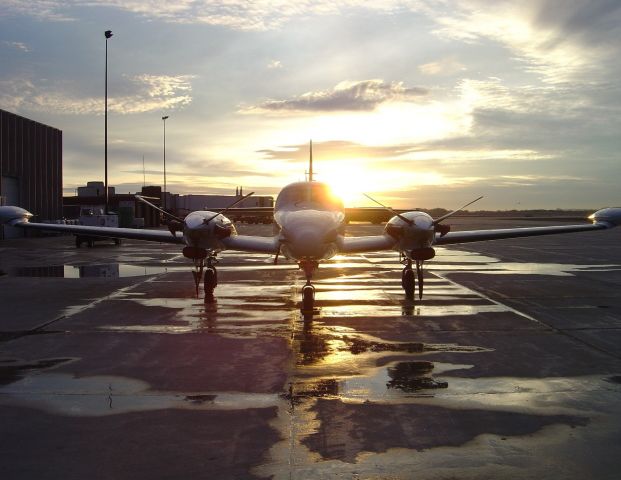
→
(0, 109, 62, 237)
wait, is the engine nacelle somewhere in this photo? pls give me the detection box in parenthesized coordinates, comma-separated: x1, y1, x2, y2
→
(182, 211, 237, 251)
(384, 211, 436, 254)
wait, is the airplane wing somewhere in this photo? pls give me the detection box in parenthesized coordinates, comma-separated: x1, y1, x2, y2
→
(14, 218, 281, 253)
(337, 234, 397, 254)
(14, 221, 184, 244)
(435, 222, 611, 246)
(222, 235, 280, 254)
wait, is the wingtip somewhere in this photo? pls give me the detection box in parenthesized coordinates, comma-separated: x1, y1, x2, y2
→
(0, 206, 33, 225)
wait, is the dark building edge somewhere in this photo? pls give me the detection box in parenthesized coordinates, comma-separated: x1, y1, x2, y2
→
(0, 108, 63, 222)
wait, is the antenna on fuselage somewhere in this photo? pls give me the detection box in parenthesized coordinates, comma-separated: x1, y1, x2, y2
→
(308, 139, 313, 182)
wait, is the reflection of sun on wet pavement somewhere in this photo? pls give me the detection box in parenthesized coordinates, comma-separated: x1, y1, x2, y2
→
(91, 248, 552, 335)
(3, 237, 621, 479)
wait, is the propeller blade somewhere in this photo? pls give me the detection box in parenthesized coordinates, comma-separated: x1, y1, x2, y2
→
(363, 193, 413, 226)
(432, 196, 483, 225)
(135, 195, 185, 223)
(203, 191, 255, 224)
(416, 260, 424, 300)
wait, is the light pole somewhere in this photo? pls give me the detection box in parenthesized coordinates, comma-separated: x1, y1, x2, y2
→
(162, 115, 169, 210)
(104, 29, 113, 215)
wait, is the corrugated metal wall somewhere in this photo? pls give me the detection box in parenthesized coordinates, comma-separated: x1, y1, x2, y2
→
(0, 109, 63, 221)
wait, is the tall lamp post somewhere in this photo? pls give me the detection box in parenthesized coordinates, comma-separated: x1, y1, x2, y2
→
(162, 115, 169, 210)
(104, 29, 113, 215)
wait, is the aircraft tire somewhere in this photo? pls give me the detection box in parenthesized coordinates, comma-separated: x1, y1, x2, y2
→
(402, 268, 415, 300)
(204, 267, 217, 293)
(302, 285, 315, 311)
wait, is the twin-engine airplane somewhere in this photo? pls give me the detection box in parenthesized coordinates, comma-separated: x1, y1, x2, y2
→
(1, 151, 620, 311)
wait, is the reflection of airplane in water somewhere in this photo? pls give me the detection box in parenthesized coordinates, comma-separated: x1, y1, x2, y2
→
(9, 263, 170, 279)
(288, 321, 451, 401)
(2, 144, 621, 311)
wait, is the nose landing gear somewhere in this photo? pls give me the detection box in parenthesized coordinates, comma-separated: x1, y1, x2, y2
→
(302, 282, 316, 311)
(299, 260, 319, 313)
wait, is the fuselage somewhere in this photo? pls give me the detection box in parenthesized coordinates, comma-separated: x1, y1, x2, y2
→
(274, 181, 345, 261)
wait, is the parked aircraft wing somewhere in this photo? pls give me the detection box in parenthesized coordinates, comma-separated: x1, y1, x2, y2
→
(337, 234, 397, 254)
(15, 221, 185, 244)
(435, 222, 611, 246)
(222, 234, 280, 254)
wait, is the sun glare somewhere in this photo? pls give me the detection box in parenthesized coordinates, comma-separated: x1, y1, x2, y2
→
(319, 162, 374, 206)
(317, 160, 412, 207)
(305, 101, 468, 147)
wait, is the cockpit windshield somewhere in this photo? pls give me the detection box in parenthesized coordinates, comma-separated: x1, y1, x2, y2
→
(275, 182, 344, 211)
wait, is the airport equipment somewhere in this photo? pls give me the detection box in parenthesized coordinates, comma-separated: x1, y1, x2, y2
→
(75, 207, 120, 247)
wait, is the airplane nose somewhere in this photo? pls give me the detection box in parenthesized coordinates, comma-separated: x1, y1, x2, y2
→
(287, 228, 326, 259)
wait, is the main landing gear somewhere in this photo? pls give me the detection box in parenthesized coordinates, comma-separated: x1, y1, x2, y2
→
(183, 246, 218, 299)
(402, 259, 415, 300)
(401, 256, 425, 300)
(299, 260, 318, 313)
(203, 258, 218, 296)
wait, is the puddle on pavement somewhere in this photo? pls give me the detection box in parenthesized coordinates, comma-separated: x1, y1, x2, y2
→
(0, 358, 76, 386)
(337, 361, 467, 401)
(0, 372, 280, 416)
(91, 250, 532, 335)
(289, 320, 486, 397)
(437, 262, 621, 275)
(8, 264, 181, 278)
(284, 361, 461, 405)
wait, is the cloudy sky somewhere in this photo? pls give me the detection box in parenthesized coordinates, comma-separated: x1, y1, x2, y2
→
(1, 0, 620, 209)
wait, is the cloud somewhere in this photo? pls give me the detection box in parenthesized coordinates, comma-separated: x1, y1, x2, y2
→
(243, 79, 428, 114)
(1, 1, 416, 29)
(429, 0, 621, 82)
(6, 0, 616, 85)
(419, 56, 465, 76)
(0, 74, 194, 115)
(267, 60, 282, 69)
(1, 40, 30, 52)
(257, 140, 552, 171)
(1, 0, 75, 21)
(454, 76, 621, 155)
(459, 78, 570, 115)
(257, 140, 417, 161)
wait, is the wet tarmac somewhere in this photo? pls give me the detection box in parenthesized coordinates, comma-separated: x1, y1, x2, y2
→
(1, 218, 621, 479)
